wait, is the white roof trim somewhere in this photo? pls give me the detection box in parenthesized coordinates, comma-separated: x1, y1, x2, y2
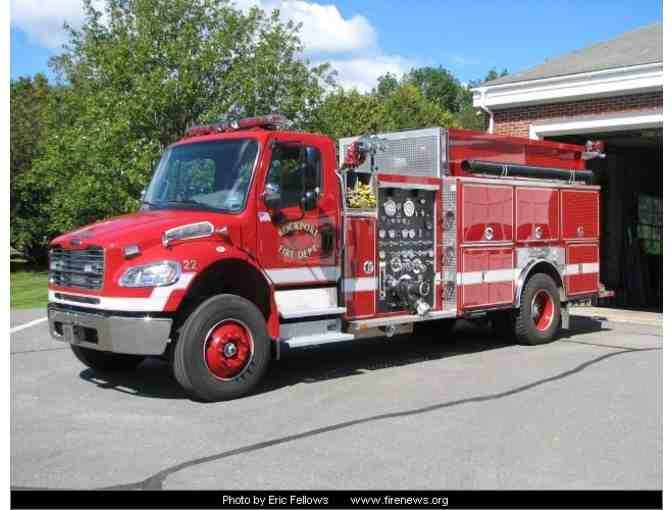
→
(529, 109, 663, 140)
(472, 62, 662, 109)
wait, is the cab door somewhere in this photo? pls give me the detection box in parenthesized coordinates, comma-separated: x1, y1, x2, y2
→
(256, 134, 339, 287)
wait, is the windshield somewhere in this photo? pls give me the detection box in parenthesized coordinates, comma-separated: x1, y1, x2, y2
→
(144, 138, 259, 213)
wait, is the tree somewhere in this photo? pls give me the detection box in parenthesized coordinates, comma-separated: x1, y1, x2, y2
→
(311, 84, 455, 141)
(404, 66, 462, 113)
(380, 84, 454, 131)
(10, 74, 55, 261)
(308, 88, 386, 140)
(25, 0, 333, 253)
(481, 67, 510, 84)
(370, 66, 483, 132)
(374, 72, 400, 98)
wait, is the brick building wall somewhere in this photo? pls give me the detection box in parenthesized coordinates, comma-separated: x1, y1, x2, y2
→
(492, 91, 663, 137)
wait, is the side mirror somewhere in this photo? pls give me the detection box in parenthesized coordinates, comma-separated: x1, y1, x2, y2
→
(301, 189, 318, 211)
(263, 183, 282, 210)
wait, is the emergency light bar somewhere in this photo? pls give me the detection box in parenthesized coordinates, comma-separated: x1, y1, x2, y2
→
(184, 114, 288, 138)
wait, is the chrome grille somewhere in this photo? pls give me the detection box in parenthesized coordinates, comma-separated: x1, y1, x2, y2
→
(49, 246, 105, 290)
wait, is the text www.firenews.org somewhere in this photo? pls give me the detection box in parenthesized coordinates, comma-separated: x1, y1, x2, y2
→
(351, 496, 450, 507)
(222, 494, 450, 507)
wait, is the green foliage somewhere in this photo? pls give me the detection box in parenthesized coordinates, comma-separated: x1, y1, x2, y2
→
(10, 74, 55, 261)
(404, 66, 462, 112)
(479, 67, 510, 85)
(369, 66, 483, 133)
(310, 84, 456, 140)
(22, 0, 333, 257)
(374, 72, 400, 98)
(10, 0, 508, 260)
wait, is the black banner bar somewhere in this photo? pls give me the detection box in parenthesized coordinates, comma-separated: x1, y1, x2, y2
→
(11, 489, 662, 509)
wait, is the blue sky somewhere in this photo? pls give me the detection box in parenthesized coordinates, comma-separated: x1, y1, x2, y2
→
(11, 0, 662, 90)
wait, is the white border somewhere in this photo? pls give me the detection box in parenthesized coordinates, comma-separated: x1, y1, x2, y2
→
(472, 62, 663, 109)
(530, 109, 663, 140)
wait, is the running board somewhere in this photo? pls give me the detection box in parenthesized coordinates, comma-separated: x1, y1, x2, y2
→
(347, 310, 457, 332)
(280, 307, 346, 320)
(283, 332, 355, 349)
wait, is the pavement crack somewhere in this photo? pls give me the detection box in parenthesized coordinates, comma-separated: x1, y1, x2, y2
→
(560, 339, 660, 350)
(11, 347, 70, 355)
(12, 346, 660, 492)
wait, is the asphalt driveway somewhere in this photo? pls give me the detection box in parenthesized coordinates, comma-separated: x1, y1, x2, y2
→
(11, 311, 662, 490)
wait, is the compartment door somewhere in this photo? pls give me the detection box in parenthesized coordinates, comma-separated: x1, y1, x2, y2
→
(565, 243, 599, 295)
(461, 248, 515, 308)
(516, 187, 559, 242)
(561, 189, 599, 241)
(461, 184, 513, 243)
(344, 216, 377, 318)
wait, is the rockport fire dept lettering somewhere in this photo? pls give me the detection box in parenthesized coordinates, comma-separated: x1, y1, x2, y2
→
(278, 221, 319, 260)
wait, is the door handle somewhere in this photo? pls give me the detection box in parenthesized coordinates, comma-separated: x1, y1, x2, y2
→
(321, 226, 335, 254)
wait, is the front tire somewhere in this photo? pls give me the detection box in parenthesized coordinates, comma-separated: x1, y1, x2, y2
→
(173, 294, 271, 402)
(71, 345, 144, 372)
(514, 273, 561, 345)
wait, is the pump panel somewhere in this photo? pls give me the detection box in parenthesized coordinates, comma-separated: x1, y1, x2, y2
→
(377, 187, 436, 314)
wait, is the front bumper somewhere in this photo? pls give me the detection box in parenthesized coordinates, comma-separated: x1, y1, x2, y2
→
(47, 304, 172, 355)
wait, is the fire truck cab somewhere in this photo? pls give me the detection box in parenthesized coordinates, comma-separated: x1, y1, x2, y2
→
(47, 115, 611, 401)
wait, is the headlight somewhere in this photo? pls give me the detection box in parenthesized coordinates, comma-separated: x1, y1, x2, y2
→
(119, 261, 181, 288)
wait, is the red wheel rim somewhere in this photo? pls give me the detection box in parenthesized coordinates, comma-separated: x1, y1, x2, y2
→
(531, 290, 554, 331)
(203, 320, 254, 380)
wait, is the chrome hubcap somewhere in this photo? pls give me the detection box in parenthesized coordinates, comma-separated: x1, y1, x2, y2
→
(223, 342, 237, 358)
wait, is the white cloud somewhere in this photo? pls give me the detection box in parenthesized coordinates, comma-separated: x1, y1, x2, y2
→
(276, 1, 376, 54)
(326, 55, 415, 92)
(11, 0, 411, 91)
(252, 0, 409, 91)
(235, 0, 375, 55)
(10, 0, 104, 49)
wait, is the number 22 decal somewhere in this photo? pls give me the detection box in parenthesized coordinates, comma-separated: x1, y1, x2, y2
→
(182, 259, 197, 271)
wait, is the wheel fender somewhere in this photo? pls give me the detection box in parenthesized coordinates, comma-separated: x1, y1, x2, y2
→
(514, 259, 566, 308)
(177, 247, 280, 339)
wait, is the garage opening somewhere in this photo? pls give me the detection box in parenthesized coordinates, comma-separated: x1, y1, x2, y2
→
(549, 128, 662, 311)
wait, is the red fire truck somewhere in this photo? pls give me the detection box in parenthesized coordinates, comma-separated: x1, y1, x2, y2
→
(47, 115, 611, 401)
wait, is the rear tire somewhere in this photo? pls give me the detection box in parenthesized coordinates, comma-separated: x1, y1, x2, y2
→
(514, 273, 561, 345)
(71, 345, 144, 372)
(173, 294, 271, 402)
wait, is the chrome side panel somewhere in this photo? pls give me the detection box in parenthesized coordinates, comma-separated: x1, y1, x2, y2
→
(441, 177, 458, 311)
(338, 127, 443, 178)
(514, 251, 567, 308)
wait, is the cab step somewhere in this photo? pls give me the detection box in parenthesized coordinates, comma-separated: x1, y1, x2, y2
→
(284, 332, 355, 349)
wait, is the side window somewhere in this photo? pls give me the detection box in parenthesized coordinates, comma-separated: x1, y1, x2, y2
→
(265, 144, 322, 209)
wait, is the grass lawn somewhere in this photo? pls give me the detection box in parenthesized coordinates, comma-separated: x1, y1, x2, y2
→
(11, 266, 48, 309)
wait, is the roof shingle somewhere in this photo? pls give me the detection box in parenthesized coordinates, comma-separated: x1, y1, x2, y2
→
(486, 23, 662, 86)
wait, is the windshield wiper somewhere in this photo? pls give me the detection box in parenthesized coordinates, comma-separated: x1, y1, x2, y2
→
(140, 199, 157, 209)
(157, 199, 224, 213)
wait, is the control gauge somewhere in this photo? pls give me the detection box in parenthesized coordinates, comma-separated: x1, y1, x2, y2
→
(379, 229, 386, 239)
(403, 199, 415, 217)
(388, 229, 396, 238)
(408, 229, 416, 239)
(390, 258, 402, 273)
(384, 199, 397, 217)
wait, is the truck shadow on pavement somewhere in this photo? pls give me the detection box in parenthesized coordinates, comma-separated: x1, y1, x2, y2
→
(77, 316, 608, 401)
